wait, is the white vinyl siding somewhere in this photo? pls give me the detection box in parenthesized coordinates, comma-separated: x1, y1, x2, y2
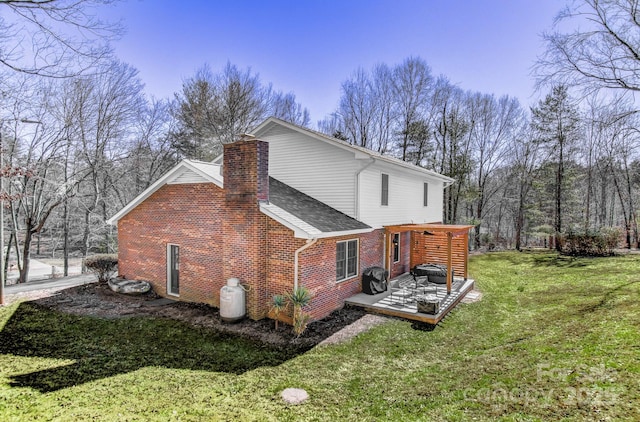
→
(336, 239, 358, 282)
(358, 164, 445, 227)
(168, 168, 211, 184)
(423, 182, 428, 206)
(254, 120, 451, 228)
(261, 130, 359, 217)
(381, 173, 389, 206)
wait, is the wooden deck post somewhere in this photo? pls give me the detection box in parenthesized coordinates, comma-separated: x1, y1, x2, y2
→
(463, 232, 469, 280)
(446, 231, 453, 295)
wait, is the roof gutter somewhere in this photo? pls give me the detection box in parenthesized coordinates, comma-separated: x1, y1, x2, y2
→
(354, 158, 376, 220)
(294, 238, 318, 290)
(443, 179, 455, 189)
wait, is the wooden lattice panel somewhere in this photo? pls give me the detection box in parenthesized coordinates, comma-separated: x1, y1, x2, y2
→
(410, 232, 468, 278)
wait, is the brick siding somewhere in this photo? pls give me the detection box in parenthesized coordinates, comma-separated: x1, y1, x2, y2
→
(116, 138, 396, 323)
(117, 182, 225, 306)
(390, 231, 411, 279)
(297, 230, 384, 321)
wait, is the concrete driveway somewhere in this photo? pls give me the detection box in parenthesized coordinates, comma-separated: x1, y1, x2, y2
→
(7, 259, 83, 283)
(5, 273, 97, 294)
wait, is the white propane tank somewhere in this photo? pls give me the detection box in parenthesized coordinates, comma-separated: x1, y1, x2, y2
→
(220, 277, 246, 323)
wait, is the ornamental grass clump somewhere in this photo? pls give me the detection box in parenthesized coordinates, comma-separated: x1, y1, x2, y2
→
(270, 294, 288, 330)
(84, 254, 118, 283)
(286, 286, 312, 337)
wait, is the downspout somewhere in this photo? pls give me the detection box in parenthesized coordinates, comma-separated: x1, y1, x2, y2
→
(294, 238, 318, 290)
(354, 158, 376, 220)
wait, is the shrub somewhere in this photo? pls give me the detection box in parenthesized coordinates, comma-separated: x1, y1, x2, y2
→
(84, 254, 118, 283)
(270, 294, 288, 330)
(558, 229, 620, 257)
(286, 286, 313, 337)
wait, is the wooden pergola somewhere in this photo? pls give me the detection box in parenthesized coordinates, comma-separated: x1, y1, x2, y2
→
(384, 224, 475, 295)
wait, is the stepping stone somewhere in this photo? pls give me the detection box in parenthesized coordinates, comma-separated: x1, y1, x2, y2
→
(144, 298, 176, 307)
(108, 278, 151, 295)
(281, 388, 308, 405)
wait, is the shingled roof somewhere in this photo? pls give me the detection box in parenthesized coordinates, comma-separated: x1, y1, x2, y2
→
(267, 177, 370, 234)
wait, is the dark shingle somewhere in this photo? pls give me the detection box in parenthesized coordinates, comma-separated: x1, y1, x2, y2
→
(268, 177, 370, 233)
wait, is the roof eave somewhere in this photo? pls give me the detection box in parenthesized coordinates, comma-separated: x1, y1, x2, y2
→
(253, 117, 455, 183)
(259, 202, 373, 239)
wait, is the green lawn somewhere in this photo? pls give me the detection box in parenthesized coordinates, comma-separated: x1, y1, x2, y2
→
(1, 251, 639, 421)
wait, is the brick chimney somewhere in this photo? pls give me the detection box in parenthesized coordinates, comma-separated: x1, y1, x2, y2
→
(222, 138, 269, 320)
(222, 138, 269, 204)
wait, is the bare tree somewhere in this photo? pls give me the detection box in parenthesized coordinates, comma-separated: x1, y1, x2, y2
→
(269, 91, 310, 127)
(537, 0, 640, 95)
(336, 68, 378, 149)
(319, 63, 396, 153)
(0, 0, 120, 77)
(172, 62, 277, 160)
(370, 63, 396, 153)
(392, 57, 433, 161)
(509, 127, 541, 251)
(468, 93, 526, 249)
(116, 99, 178, 205)
(67, 61, 145, 256)
(432, 81, 472, 224)
(3, 80, 81, 283)
(212, 62, 267, 145)
(590, 96, 640, 247)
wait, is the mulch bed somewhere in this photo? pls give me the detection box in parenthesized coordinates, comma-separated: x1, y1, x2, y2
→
(31, 283, 370, 352)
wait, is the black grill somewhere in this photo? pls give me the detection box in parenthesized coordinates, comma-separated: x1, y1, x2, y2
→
(361, 267, 388, 295)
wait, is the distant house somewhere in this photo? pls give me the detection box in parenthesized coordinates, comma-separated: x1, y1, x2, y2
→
(107, 117, 464, 321)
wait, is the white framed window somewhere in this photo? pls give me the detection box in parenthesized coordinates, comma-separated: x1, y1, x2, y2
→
(423, 182, 429, 207)
(336, 239, 358, 282)
(381, 173, 389, 206)
(392, 233, 400, 263)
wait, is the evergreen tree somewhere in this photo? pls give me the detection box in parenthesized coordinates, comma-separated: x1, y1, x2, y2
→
(531, 85, 581, 251)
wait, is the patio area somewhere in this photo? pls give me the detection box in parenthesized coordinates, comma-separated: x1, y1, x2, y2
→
(345, 273, 475, 324)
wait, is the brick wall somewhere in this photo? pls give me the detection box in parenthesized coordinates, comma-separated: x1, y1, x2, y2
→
(117, 183, 225, 305)
(222, 139, 270, 320)
(390, 231, 411, 279)
(297, 229, 384, 321)
(264, 219, 305, 300)
(117, 138, 393, 323)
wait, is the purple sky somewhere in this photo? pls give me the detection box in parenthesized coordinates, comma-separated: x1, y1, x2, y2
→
(103, 0, 565, 125)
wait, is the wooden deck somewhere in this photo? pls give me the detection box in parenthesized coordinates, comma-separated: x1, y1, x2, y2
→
(345, 273, 475, 324)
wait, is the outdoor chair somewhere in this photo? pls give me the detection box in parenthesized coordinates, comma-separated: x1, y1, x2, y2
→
(389, 279, 414, 307)
(414, 277, 437, 296)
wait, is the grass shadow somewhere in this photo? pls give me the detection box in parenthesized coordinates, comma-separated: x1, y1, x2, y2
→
(0, 302, 300, 392)
(578, 279, 640, 313)
(531, 253, 588, 268)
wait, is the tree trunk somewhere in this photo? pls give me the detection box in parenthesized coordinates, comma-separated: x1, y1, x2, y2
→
(555, 139, 564, 252)
(18, 226, 34, 284)
(63, 199, 69, 276)
(584, 153, 592, 232)
(81, 208, 91, 257)
(515, 193, 525, 251)
(474, 187, 485, 250)
(3, 232, 13, 282)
